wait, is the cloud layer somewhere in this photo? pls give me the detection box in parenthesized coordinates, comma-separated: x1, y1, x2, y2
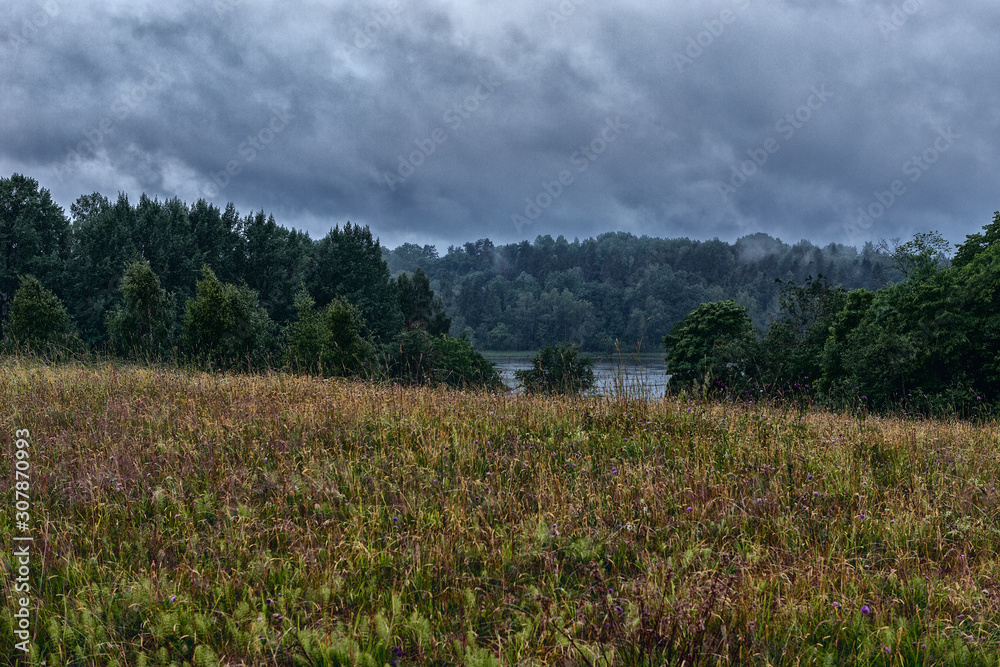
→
(3, 0, 997, 249)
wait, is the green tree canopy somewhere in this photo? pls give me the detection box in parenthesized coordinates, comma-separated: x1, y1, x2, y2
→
(385, 328, 501, 389)
(283, 289, 375, 377)
(309, 223, 401, 340)
(515, 342, 595, 395)
(106, 259, 176, 359)
(66, 192, 138, 344)
(0, 174, 69, 338)
(953, 211, 1000, 269)
(662, 299, 756, 392)
(396, 267, 451, 336)
(5, 275, 77, 354)
(182, 266, 275, 370)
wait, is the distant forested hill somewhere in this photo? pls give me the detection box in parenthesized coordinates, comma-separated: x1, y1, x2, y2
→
(0, 172, 893, 355)
(384, 233, 895, 352)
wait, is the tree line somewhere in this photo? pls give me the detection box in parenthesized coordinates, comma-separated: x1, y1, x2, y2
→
(662, 216, 1000, 416)
(384, 230, 895, 352)
(12, 171, 987, 415)
(0, 173, 495, 388)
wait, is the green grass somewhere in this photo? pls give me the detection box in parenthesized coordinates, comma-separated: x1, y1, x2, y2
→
(3, 359, 1000, 665)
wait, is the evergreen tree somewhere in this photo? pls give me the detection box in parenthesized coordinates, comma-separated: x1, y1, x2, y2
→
(309, 223, 402, 339)
(283, 289, 375, 377)
(182, 266, 275, 370)
(396, 267, 451, 335)
(106, 260, 176, 359)
(5, 275, 78, 354)
(0, 174, 70, 340)
(66, 192, 139, 344)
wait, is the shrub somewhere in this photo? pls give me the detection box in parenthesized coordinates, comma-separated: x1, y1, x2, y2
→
(662, 299, 755, 393)
(515, 342, 594, 395)
(283, 289, 375, 377)
(4, 275, 79, 355)
(107, 259, 176, 360)
(181, 266, 275, 370)
(385, 329, 501, 389)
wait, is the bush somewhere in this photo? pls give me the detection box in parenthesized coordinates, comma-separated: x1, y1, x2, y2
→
(283, 289, 375, 377)
(4, 275, 80, 355)
(107, 260, 176, 360)
(181, 266, 275, 370)
(385, 329, 501, 389)
(431, 334, 503, 390)
(662, 299, 755, 393)
(515, 342, 594, 395)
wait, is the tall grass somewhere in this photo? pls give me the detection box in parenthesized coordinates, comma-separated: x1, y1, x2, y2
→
(3, 359, 1000, 665)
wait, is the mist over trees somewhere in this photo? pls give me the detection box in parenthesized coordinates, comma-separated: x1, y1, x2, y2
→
(1, 173, 896, 360)
(384, 232, 894, 352)
(9, 172, 999, 416)
(663, 218, 1000, 415)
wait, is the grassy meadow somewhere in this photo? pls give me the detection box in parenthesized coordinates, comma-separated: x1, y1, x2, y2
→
(3, 360, 1000, 665)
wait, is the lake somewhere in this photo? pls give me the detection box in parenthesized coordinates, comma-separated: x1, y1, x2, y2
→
(483, 352, 671, 397)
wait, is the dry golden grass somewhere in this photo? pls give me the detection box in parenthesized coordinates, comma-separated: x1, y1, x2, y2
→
(2, 359, 1000, 665)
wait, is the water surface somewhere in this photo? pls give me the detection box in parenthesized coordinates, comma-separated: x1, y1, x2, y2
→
(483, 352, 670, 397)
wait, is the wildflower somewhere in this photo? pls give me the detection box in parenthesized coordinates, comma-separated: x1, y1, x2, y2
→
(861, 605, 871, 615)
(611, 467, 618, 474)
(807, 474, 813, 480)
(884, 646, 891, 655)
(170, 595, 177, 602)
(831, 601, 840, 608)
(685, 506, 693, 512)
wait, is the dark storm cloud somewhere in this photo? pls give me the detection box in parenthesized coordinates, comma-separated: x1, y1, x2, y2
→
(2, 0, 998, 250)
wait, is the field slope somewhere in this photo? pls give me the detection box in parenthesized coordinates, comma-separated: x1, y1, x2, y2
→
(2, 361, 1000, 665)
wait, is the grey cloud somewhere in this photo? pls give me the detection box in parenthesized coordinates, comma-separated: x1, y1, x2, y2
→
(2, 0, 998, 250)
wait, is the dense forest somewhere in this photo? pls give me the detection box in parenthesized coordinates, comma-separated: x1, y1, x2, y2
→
(5, 172, 998, 415)
(383, 233, 895, 352)
(0, 173, 895, 356)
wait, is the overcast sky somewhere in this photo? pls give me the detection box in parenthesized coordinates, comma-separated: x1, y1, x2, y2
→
(2, 0, 998, 251)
